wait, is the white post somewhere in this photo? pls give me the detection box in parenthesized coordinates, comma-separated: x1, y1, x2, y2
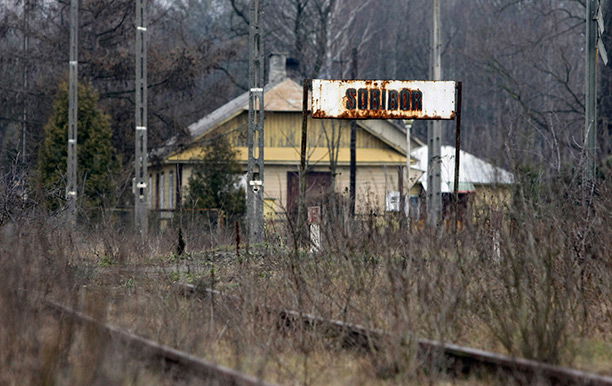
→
(308, 206, 321, 252)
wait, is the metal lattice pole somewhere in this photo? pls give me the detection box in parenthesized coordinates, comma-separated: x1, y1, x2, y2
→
(134, 0, 148, 234)
(66, 0, 78, 226)
(247, 0, 265, 245)
(21, 0, 30, 165)
(584, 0, 598, 184)
(427, 0, 442, 227)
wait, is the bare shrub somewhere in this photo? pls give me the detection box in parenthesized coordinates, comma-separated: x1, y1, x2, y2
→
(1, 167, 608, 384)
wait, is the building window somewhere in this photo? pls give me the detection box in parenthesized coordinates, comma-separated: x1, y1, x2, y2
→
(169, 171, 174, 209)
(409, 196, 420, 219)
(160, 172, 165, 209)
(148, 175, 152, 208)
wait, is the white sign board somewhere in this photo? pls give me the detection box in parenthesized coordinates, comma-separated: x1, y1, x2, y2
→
(311, 79, 457, 120)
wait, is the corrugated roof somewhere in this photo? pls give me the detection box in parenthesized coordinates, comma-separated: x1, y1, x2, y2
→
(412, 146, 514, 192)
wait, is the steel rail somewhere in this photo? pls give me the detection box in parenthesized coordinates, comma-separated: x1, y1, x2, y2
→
(176, 283, 612, 386)
(46, 300, 275, 386)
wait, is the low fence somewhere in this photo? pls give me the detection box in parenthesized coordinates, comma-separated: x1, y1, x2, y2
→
(80, 208, 226, 233)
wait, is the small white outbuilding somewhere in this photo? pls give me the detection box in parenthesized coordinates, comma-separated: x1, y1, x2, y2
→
(411, 145, 514, 212)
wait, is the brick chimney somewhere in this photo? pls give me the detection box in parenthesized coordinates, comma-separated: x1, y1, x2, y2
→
(268, 53, 287, 84)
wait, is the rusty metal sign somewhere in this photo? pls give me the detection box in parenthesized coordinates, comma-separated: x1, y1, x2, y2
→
(311, 79, 457, 120)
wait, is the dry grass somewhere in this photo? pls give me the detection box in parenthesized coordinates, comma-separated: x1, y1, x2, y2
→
(1, 176, 610, 384)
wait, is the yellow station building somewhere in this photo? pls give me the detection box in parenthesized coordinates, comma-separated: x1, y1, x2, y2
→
(148, 61, 424, 219)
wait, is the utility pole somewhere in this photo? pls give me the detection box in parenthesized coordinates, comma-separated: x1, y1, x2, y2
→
(427, 0, 442, 227)
(21, 0, 30, 165)
(247, 0, 265, 245)
(66, 0, 78, 226)
(349, 48, 358, 217)
(134, 0, 148, 234)
(584, 0, 608, 184)
(585, 0, 598, 183)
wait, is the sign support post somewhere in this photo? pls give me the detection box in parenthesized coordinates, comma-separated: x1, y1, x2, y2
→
(453, 82, 463, 230)
(298, 80, 311, 246)
(349, 48, 358, 218)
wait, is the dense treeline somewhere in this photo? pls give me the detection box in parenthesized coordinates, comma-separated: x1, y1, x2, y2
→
(0, 0, 245, 208)
(0, 0, 610, 208)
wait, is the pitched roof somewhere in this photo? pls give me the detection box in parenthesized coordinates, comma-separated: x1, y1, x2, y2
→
(188, 78, 303, 139)
(412, 146, 514, 192)
(185, 78, 422, 156)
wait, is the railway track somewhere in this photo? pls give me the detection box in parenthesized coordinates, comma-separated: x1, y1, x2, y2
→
(45, 300, 275, 386)
(177, 282, 612, 386)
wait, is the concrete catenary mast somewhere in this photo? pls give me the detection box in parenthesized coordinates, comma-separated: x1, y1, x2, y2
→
(427, 0, 442, 226)
(247, 0, 265, 244)
(22, 0, 30, 165)
(584, 0, 608, 185)
(134, 0, 149, 234)
(66, 0, 78, 225)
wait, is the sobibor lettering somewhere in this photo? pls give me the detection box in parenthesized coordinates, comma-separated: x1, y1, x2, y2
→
(345, 88, 423, 112)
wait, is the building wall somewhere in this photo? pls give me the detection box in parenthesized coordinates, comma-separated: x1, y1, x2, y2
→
(261, 112, 390, 149)
(148, 160, 514, 226)
(472, 184, 513, 209)
(202, 111, 416, 151)
(155, 163, 407, 216)
(148, 164, 180, 211)
(261, 165, 291, 215)
(261, 164, 404, 216)
(153, 111, 423, 215)
(336, 165, 400, 214)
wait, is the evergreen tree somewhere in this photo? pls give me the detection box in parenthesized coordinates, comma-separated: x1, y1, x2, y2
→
(37, 82, 119, 213)
(184, 135, 245, 221)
